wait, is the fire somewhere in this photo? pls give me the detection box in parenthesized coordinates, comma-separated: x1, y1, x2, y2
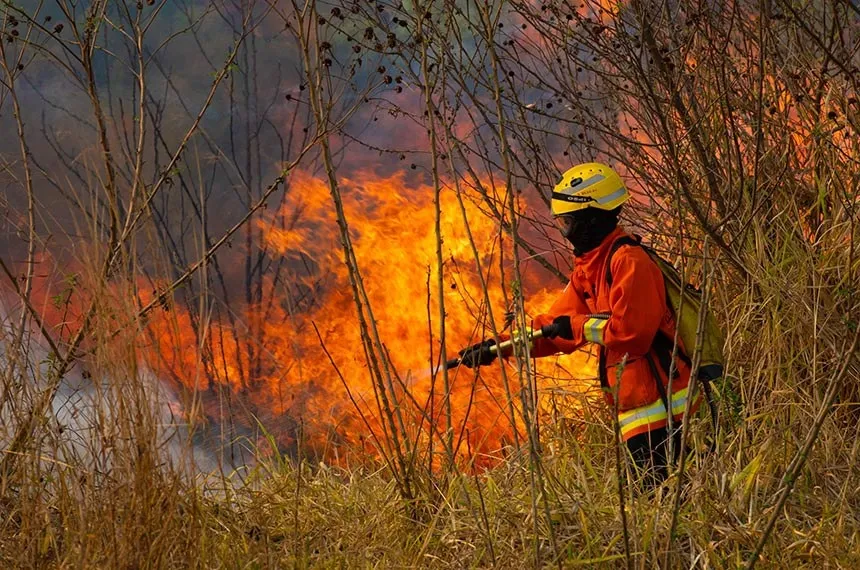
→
(143, 170, 594, 465)
(1, 171, 593, 467)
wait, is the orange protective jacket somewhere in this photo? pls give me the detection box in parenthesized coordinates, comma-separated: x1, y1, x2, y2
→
(529, 227, 696, 440)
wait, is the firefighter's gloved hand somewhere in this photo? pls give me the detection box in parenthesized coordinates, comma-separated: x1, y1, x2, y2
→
(541, 316, 573, 340)
(458, 339, 498, 368)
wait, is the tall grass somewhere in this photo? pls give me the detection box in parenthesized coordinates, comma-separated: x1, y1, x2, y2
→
(2, 0, 859, 568)
(2, 265, 858, 568)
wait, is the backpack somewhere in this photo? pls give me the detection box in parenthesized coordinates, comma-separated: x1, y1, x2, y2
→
(606, 236, 725, 429)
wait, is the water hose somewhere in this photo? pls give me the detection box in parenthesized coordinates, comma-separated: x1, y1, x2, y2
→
(444, 323, 560, 369)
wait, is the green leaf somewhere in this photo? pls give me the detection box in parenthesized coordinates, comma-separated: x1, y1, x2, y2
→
(731, 453, 762, 498)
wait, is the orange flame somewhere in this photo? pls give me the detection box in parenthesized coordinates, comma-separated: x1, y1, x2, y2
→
(142, 170, 593, 465)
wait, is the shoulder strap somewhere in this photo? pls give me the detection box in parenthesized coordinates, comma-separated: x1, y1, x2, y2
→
(604, 235, 641, 286)
(604, 235, 722, 436)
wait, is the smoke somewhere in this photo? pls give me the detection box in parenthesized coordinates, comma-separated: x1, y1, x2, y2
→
(0, 304, 248, 481)
(52, 363, 226, 476)
(0, 2, 591, 467)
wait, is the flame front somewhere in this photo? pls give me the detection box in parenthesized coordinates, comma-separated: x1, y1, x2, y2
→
(143, 170, 593, 465)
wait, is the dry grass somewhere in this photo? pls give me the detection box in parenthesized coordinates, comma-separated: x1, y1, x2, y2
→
(3, 418, 859, 568)
(1, 163, 858, 569)
(2, 0, 859, 568)
(1, 301, 859, 570)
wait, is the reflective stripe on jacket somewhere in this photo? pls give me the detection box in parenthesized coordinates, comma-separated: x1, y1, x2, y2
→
(529, 227, 698, 441)
(618, 386, 691, 439)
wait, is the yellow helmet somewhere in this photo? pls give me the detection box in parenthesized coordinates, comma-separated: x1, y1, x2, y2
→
(551, 162, 630, 216)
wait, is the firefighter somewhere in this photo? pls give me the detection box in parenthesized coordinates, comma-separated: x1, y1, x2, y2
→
(457, 162, 698, 487)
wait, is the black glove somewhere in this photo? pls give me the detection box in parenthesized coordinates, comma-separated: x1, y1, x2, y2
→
(541, 315, 573, 340)
(458, 339, 498, 368)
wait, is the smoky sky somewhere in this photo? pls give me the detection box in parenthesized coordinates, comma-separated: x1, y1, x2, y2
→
(2, 1, 530, 275)
(3, 2, 578, 310)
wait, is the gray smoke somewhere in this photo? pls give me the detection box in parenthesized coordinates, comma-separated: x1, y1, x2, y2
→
(0, 305, 252, 486)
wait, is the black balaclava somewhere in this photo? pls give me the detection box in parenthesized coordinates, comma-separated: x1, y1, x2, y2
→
(560, 206, 622, 256)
